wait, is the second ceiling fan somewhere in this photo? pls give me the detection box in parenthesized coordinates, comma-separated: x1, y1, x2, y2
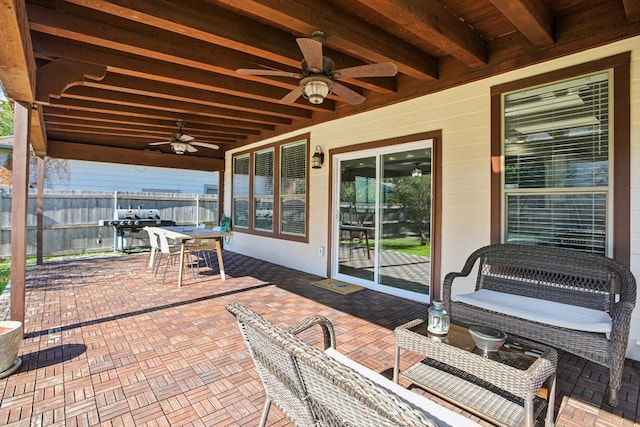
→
(148, 120, 219, 155)
(237, 31, 398, 105)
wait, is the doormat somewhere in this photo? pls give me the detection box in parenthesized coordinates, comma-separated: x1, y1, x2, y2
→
(311, 278, 364, 295)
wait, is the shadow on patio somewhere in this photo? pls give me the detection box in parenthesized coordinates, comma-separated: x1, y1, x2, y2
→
(0, 251, 638, 426)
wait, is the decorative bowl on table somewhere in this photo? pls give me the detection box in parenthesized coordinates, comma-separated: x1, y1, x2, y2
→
(468, 325, 507, 355)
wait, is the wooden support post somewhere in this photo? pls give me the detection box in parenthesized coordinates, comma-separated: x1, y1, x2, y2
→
(36, 156, 44, 265)
(10, 101, 31, 325)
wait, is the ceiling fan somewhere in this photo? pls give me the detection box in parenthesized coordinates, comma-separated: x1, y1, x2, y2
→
(148, 120, 219, 155)
(237, 31, 398, 105)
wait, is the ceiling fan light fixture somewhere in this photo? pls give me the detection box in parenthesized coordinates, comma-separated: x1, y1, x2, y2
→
(302, 79, 331, 104)
(171, 142, 188, 155)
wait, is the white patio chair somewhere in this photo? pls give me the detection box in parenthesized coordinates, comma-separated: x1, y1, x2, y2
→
(143, 227, 160, 271)
(156, 232, 195, 284)
(185, 224, 215, 274)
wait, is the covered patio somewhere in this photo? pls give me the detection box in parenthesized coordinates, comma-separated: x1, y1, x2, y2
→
(0, 252, 637, 426)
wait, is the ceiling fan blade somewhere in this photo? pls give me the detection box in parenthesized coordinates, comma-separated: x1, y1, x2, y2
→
(178, 134, 194, 143)
(148, 141, 171, 146)
(236, 69, 302, 78)
(332, 82, 366, 105)
(296, 38, 323, 72)
(333, 62, 398, 79)
(279, 86, 303, 104)
(192, 142, 220, 150)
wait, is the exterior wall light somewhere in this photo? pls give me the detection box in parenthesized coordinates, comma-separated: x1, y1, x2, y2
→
(311, 145, 324, 169)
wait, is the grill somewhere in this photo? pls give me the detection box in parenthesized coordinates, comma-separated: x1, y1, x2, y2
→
(99, 206, 176, 251)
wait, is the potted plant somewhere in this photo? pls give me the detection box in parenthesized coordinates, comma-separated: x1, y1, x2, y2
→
(0, 320, 22, 377)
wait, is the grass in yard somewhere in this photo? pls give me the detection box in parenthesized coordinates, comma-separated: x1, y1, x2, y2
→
(0, 259, 39, 296)
(0, 261, 9, 295)
(379, 236, 430, 257)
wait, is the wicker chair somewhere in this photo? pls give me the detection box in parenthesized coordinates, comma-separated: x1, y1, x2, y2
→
(227, 303, 331, 426)
(442, 243, 637, 407)
(227, 303, 476, 427)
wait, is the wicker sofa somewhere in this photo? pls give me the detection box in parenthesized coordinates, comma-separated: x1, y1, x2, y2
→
(226, 303, 480, 427)
(442, 243, 637, 407)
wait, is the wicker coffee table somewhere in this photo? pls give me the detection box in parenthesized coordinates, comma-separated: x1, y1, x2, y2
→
(394, 319, 557, 427)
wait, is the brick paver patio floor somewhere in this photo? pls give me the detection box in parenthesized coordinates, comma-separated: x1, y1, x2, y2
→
(0, 250, 639, 426)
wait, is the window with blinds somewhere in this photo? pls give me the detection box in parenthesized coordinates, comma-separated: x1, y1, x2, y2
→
(280, 141, 307, 236)
(230, 134, 309, 241)
(254, 148, 274, 232)
(503, 71, 610, 254)
(232, 154, 250, 228)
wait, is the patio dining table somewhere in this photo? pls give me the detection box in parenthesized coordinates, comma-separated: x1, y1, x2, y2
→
(148, 226, 232, 287)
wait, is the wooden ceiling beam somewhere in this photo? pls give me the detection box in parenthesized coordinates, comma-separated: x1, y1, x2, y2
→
(27, 3, 284, 80)
(325, 0, 487, 68)
(61, 86, 294, 126)
(47, 130, 231, 148)
(45, 125, 232, 143)
(31, 33, 338, 111)
(42, 108, 262, 136)
(65, 0, 431, 81)
(47, 140, 223, 171)
(36, 58, 106, 104)
(488, 0, 554, 47)
(0, 0, 46, 153)
(622, 0, 640, 21)
(0, 0, 36, 101)
(211, 0, 438, 80)
(29, 2, 393, 94)
(80, 73, 320, 118)
(43, 119, 247, 142)
(44, 98, 277, 131)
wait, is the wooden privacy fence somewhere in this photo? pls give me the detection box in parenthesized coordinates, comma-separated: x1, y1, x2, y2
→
(0, 189, 219, 259)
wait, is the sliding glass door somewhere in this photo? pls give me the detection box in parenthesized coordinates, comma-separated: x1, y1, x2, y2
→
(332, 141, 432, 302)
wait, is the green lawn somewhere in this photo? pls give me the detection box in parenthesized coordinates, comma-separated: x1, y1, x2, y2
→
(379, 236, 431, 257)
(0, 259, 40, 295)
(0, 260, 9, 295)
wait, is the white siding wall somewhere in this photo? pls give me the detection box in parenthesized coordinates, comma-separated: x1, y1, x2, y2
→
(225, 36, 640, 359)
(57, 160, 218, 193)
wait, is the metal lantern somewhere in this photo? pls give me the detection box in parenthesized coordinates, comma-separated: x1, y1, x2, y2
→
(427, 299, 450, 337)
(311, 145, 324, 169)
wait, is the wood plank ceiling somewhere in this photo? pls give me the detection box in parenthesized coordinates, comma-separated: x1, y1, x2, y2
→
(1, 0, 639, 171)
